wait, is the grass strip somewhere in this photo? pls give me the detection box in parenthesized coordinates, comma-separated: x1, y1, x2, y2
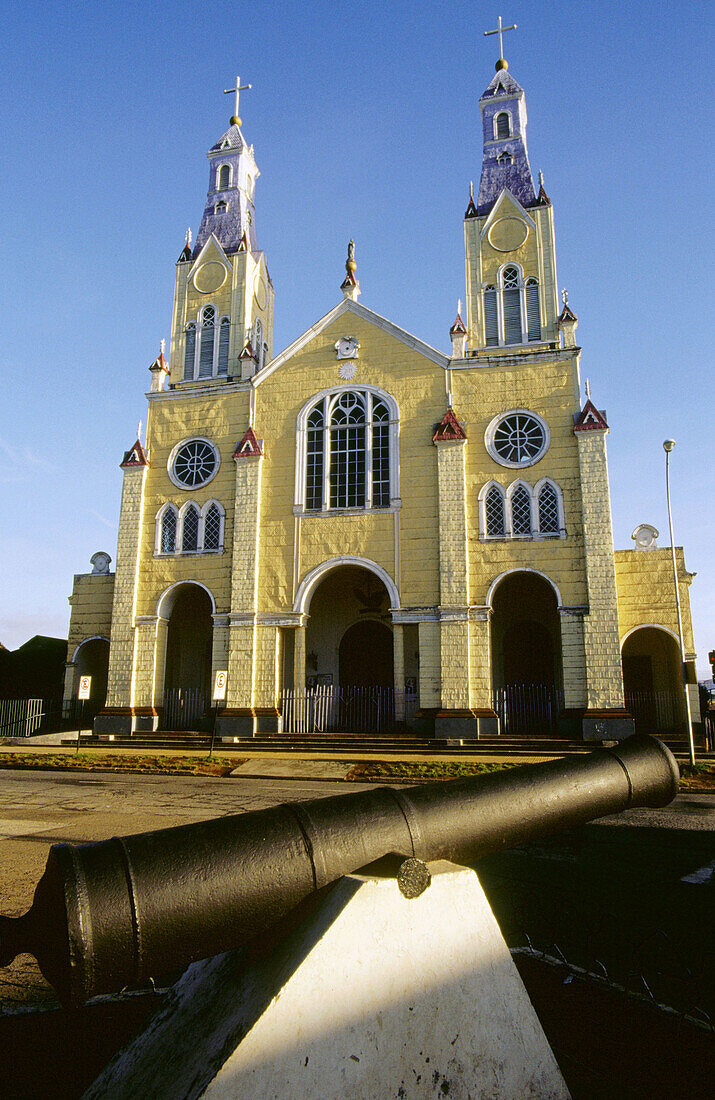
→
(345, 760, 522, 782)
(0, 753, 241, 777)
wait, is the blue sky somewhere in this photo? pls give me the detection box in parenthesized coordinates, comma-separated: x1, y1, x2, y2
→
(1, 1, 713, 675)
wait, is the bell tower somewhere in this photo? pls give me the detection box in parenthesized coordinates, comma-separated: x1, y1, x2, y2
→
(168, 77, 274, 387)
(463, 53, 560, 355)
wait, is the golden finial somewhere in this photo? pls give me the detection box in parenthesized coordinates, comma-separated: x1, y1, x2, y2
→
(346, 239, 357, 273)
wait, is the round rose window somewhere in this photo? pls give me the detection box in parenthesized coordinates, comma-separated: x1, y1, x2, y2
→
(486, 411, 549, 468)
(169, 439, 219, 488)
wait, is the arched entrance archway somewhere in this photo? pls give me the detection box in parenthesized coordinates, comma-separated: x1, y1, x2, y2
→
(622, 627, 685, 735)
(162, 584, 213, 730)
(491, 572, 563, 735)
(285, 564, 398, 733)
(74, 637, 109, 723)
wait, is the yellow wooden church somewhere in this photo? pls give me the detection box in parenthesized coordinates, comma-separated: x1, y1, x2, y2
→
(63, 56, 699, 746)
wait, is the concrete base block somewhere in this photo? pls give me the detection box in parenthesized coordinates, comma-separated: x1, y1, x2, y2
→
(434, 711, 499, 739)
(93, 714, 132, 738)
(214, 714, 254, 739)
(84, 863, 570, 1100)
(582, 715, 636, 741)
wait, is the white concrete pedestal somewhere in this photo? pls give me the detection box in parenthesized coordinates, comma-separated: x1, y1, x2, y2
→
(83, 862, 570, 1099)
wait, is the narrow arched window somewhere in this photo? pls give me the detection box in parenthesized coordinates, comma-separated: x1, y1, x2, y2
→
(526, 278, 541, 342)
(497, 151, 513, 166)
(502, 265, 522, 345)
(330, 392, 366, 508)
(182, 505, 199, 551)
(203, 503, 222, 550)
(372, 400, 390, 507)
(218, 164, 231, 190)
(485, 486, 505, 536)
(306, 405, 324, 510)
(484, 285, 498, 347)
(538, 482, 560, 534)
(199, 305, 215, 377)
(184, 323, 196, 380)
(215, 200, 227, 214)
(217, 317, 230, 375)
(254, 317, 264, 370)
(160, 508, 177, 552)
(495, 112, 511, 139)
(511, 485, 532, 535)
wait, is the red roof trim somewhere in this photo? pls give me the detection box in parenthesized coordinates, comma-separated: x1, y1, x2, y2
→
(433, 409, 467, 443)
(120, 440, 149, 468)
(233, 427, 263, 458)
(574, 399, 608, 432)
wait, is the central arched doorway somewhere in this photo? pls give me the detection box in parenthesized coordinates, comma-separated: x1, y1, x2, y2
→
(288, 563, 396, 733)
(162, 583, 213, 730)
(491, 571, 563, 735)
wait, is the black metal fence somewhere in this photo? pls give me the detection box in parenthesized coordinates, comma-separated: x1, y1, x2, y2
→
(281, 685, 401, 733)
(493, 683, 564, 735)
(162, 688, 209, 731)
(624, 690, 685, 735)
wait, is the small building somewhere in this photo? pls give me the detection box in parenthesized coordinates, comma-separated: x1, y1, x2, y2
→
(63, 56, 699, 745)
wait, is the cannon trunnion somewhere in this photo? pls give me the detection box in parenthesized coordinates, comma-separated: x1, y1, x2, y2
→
(0, 735, 679, 1007)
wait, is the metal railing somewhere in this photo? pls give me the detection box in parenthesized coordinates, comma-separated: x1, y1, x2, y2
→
(281, 685, 407, 733)
(493, 683, 564, 736)
(624, 690, 686, 735)
(162, 688, 209, 731)
(0, 697, 44, 738)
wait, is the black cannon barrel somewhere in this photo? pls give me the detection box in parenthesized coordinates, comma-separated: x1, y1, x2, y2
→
(0, 734, 678, 1006)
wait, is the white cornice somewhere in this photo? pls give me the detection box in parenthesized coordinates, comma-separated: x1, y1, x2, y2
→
(254, 298, 449, 387)
(147, 379, 251, 401)
(449, 346, 579, 370)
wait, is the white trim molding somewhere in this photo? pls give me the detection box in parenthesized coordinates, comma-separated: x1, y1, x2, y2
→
(156, 580, 217, 619)
(486, 567, 563, 609)
(620, 623, 680, 647)
(293, 556, 400, 615)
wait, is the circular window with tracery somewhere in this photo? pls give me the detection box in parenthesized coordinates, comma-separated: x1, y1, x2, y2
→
(486, 410, 549, 468)
(169, 438, 220, 489)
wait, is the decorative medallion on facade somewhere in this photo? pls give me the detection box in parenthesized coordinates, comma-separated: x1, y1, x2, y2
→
(234, 427, 263, 458)
(631, 523, 659, 550)
(433, 409, 467, 444)
(338, 361, 358, 381)
(573, 399, 608, 433)
(335, 336, 360, 360)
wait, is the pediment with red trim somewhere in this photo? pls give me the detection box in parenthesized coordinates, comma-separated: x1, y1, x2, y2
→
(558, 302, 578, 324)
(433, 409, 467, 443)
(239, 340, 257, 361)
(120, 440, 149, 468)
(574, 400, 608, 432)
(234, 427, 263, 458)
(449, 313, 467, 336)
(464, 195, 478, 219)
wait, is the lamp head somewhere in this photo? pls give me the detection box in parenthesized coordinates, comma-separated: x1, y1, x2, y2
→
(663, 439, 676, 453)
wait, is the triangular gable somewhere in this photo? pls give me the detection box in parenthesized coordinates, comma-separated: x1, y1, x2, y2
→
(432, 409, 467, 443)
(558, 303, 578, 324)
(537, 182, 551, 205)
(187, 233, 231, 281)
(464, 194, 478, 219)
(120, 440, 149, 468)
(239, 340, 257, 360)
(480, 189, 536, 240)
(449, 313, 467, 336)
(574, 400, 608, 432)
(254, 299, 449, 387)
(236, 229, 250, 253)
(233, 427, 263, 458)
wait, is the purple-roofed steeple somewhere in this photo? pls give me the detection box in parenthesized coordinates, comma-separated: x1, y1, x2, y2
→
(193, 119, 260, 258)
(476, 65, 536, 215)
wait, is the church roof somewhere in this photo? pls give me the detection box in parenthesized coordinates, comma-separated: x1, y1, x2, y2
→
(480, 68, 524, 100)
(209, 123, 245, 152)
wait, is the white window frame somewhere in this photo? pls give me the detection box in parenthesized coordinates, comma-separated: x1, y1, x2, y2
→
(493, 110, 512, 139)
(182, 306, 231, 381)
(485, 408, 550, 469)
(168, 436, 221, 490)
(154, 499, 225, 556)
(294, 385, 400, 515)
(216, 162, 233, 191)
(478, 477, 566, 540)
(482, 264, 542, 347)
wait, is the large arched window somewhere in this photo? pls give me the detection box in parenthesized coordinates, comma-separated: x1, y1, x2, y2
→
(183, 306, 231, 381)
(296, 387, 399, 513)
(482, 265, 542, 347)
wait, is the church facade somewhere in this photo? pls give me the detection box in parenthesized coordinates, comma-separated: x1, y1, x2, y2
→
(63, 58, 699, 744)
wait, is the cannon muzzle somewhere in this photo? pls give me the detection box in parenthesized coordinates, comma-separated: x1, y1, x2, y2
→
(0, 734, 678, 1006)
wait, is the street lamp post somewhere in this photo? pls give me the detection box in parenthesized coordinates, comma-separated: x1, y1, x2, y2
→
(663, 440, 696, 765)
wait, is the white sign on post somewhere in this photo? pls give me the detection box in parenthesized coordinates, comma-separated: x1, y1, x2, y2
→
(213, 670, 228, 701)
(78, 676, 92, 700)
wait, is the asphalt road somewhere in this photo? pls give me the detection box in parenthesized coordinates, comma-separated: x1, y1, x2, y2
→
(1, 769, 713, 1008)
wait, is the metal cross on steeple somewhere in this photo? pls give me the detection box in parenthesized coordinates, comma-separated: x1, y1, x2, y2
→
(484, 15, 517, 61)
(224, 75, 252, 123)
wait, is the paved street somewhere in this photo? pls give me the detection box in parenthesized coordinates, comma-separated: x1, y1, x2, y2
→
(0, 768, 712, 1008)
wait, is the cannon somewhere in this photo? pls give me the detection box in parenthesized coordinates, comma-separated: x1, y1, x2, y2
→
(0, 734, 678, 1008)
